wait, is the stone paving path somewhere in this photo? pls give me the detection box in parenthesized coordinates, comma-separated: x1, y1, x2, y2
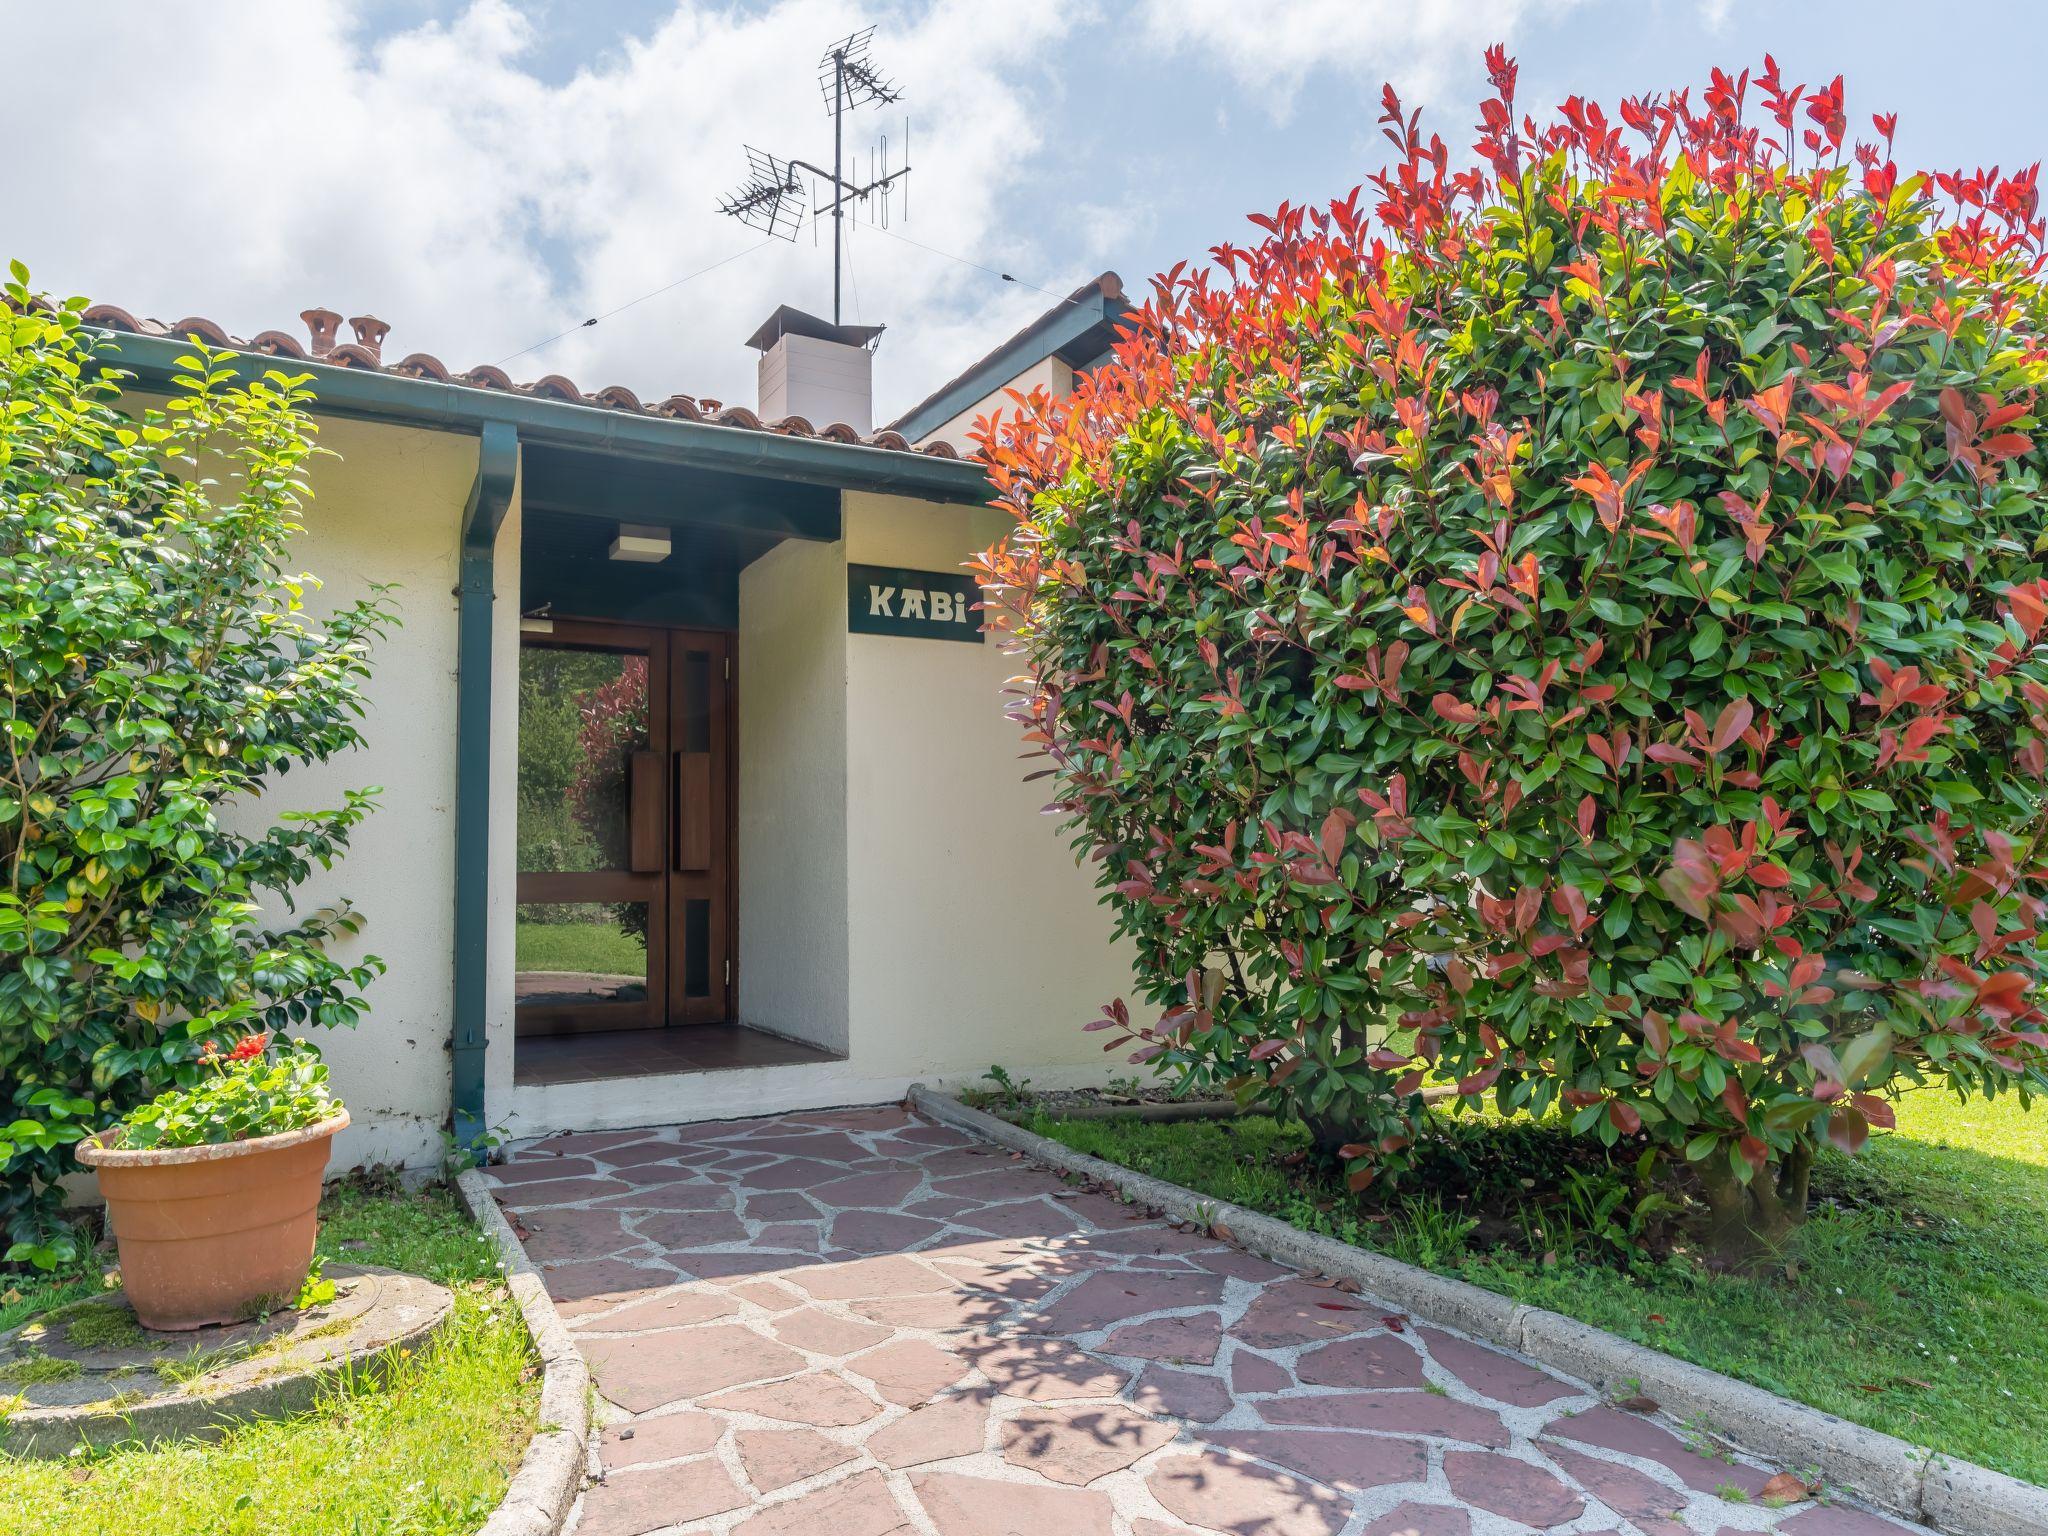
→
(488, 1106, 1915, 1536)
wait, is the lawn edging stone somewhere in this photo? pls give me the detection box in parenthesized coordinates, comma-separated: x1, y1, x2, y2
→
(458, 1167, 593, 1536)
(908, 1083, 2046, 1536)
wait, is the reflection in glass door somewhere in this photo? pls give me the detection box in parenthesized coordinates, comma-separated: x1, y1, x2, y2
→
(514, 621, 732, 1035)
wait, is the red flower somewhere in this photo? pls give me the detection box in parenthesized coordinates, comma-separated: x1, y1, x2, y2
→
(226, 1032, 270, 1064)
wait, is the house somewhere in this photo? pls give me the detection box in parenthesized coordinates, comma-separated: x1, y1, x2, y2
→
(79, 276, 1134, 1171)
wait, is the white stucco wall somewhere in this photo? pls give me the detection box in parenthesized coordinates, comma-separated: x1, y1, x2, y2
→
(217, 415, 481, 1172)
(913, 355, 1073, 454)
(840, 490, 1140, 1086)
(736, 536, 850, 1052)
(483, 484, 524, 1133)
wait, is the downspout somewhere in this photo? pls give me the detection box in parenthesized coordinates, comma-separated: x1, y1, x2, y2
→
(452, 421, 519, 1146)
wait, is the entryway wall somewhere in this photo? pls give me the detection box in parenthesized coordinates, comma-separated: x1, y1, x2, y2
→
(733, 488, 1142, 1085)
(736, 535, 851, 1053)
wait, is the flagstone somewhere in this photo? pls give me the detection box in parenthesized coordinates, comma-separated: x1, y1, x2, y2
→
(1295, 1331, 1428, 1389)
(728, 1278, 808, 1311)
(1209, 1429, 1429, 1493)
(539, 1258, 674, 1308)
(1192, 1247, 1291, 1283)
(1000, 1400, 1176, 1485)
(770, 1306, 895, 1356)
(1026, 1269, 1225, 1333)
(832, 1209, 946, 1252)
(803, 1106, 914, 1131)
(575, 1286, 739, 1334)
(963, 1336, 1130, 1401)
(601, 1139, 693, 1167)
(706, 1369, 886, 1427)
(1546, 1446, 1693, 1532)
(1230, 1351, 1293, 1393)
(1230, 1279, 1378, 1348)
(1261, 1390, 1509, 1446)
(913, 1470, 1116, 1536)
(952, 1198, 1089, 1238)
(756, 1222, 823, 1250)
(1132, 1362, 1231, 1422)
(1777, 1506, 1922, 1534)
(1101, 1311, 1223, 1364)
(738, 1157, 861, 1190)
(1075, 1225, 1218, 1257)
(600, 1408, 723, 1469)
(487, 1155, 600, 1185)
(813, 1169, 926, 1207)
(576, 1458, 749, 1536)
(583, 1323, 807, 1412)
(517, 1205, 640, 1265)
(865, 1393, 994, 1467)
(1147, 1451, 1351, 1536)
(848, 1338, 972, 1404)
(640, 1206, 751, 1250)
(490, 1176, 628, 1207)
(530, 1128, 662, 1156)
(1414, 1327, 1579, 1407)
(1541, 1406, 1773, 1497)
(853, 1290, 1014, 1331)
(597, 1170, 740, 1199)
(745, 1191, 824, 1222)
(932, 1168, 1068, 1202)
(733, 1468, 918, 1536)
(501, 1105, 1891, 1536)
(676, 1249, 823, 1281)
(789, 1253, 954, 1301)
(892, 1123, 973, 1146)
(736, 1426, 860, 1492)
(1361, 1502, 1473, 1536)
(1443, 1450, 1586, 1527)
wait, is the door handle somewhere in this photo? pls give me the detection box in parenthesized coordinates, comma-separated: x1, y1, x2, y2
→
(674, 750, 711, 872)
(627, 751, 662, 872)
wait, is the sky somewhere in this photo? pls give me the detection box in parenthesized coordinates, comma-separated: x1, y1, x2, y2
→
(5, 0, 2044, 425)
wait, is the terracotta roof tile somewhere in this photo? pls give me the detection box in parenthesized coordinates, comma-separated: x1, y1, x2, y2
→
(79, 304, 966, 462)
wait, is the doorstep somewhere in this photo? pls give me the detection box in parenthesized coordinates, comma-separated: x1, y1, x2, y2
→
(514, 1023, 843, 1088)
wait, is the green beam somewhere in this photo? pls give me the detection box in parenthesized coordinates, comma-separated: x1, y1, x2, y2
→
(452, 421, 520, 1147)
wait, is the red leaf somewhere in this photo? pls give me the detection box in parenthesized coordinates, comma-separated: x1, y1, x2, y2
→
(1827, 1105, 1871, 1155)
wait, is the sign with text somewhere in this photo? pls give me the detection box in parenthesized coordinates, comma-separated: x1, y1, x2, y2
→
(847, 563, 984, 643)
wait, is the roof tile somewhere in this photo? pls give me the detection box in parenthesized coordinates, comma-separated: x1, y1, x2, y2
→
(78, 304, 967, 462)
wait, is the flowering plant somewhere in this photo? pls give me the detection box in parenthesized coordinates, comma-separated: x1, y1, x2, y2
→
(111, 1034, 341, 1151)
(974, 48, 2048, 1261)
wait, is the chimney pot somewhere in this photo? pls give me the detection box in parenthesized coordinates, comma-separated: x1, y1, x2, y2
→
(347, 314, 390, 361)
(301, 307, 342, 357)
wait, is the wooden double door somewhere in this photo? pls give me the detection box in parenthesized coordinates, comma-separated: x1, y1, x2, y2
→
(514, 620, 734, 1035)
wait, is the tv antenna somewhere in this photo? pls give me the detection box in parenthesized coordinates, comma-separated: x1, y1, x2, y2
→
(717, 25, 911, 325)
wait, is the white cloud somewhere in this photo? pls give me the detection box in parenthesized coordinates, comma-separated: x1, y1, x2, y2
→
(0, 0, 1086, 418)
(1137, 0, 1582, 120)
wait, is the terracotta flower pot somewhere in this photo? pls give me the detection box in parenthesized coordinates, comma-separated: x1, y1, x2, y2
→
(75, 1110, 349, 1331)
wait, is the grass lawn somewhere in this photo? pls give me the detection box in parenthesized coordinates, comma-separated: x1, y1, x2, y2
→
(1028, 1087, 2048, 1486)
(0, 1178, 537, 1536)
(516, 917, 647, 977)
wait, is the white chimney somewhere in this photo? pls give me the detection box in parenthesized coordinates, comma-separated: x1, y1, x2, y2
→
(746, 306, 883, 434)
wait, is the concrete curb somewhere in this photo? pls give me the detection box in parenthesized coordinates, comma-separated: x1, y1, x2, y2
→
(458, 1168, 592, 1536)
(909, 1084, 2048, 1536)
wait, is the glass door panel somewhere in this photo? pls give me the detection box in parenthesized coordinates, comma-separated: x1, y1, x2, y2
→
(516, 622, 667, 1034)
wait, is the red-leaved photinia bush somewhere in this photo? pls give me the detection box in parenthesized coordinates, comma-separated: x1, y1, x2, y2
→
(973, 51, 2048, 1257)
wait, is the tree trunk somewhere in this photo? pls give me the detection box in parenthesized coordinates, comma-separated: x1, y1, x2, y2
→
(1695, 1144, 1814, 1267)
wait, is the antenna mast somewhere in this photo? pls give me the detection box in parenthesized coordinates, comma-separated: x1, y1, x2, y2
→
(718, 24, 910, 326)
